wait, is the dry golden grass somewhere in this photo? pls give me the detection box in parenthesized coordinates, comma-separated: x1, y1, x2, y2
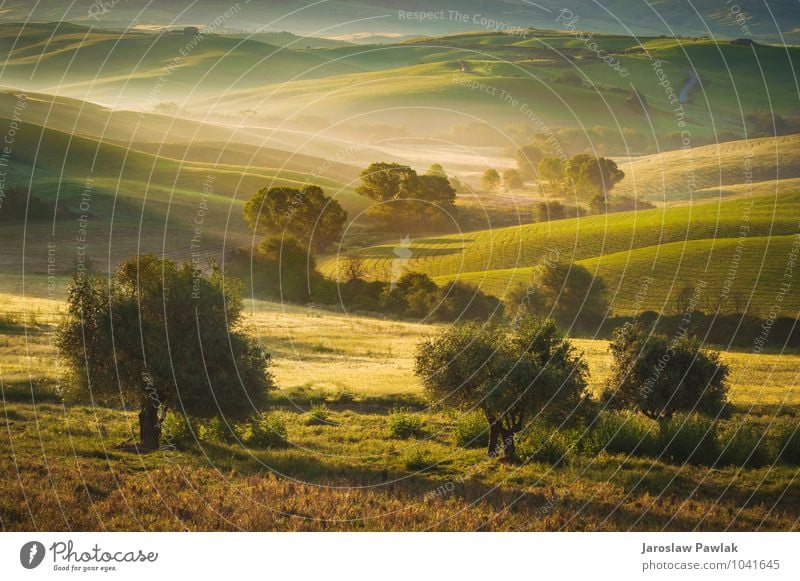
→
(1, 292, 799, 406)
(2, 403, 799, 531)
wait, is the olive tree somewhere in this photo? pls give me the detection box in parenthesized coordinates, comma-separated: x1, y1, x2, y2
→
(57, 255, 273, 450)
(603, 322, 729, 421)
(415, 318, 587, 462)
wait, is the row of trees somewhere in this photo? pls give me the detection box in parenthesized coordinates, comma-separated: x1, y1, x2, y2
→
(479, 151, 628, 220)
(243, 161, 461, 257)
(536, 154, 625, 200)
(338, 267, 501, 322)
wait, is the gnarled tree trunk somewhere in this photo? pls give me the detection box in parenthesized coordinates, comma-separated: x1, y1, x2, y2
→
(138, 398, 161, 451)
(487, 415, 501, 458)
(498, 427, 518, 463)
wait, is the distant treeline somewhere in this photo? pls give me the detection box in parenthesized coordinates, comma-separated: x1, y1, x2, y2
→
(598, 311, 800, 351)
(226, 247, 501, 323)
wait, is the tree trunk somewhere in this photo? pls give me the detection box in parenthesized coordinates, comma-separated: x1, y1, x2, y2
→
(138, 398, 161, 451)
(487, 417, 501, 458)
(498, 427, 519, 464)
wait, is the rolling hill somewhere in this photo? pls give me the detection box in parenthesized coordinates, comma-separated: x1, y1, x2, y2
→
(0, 114, 366, 276)
(321, 190, 800, 277)
(322, 186, 800, 315)
(1, 23, 799, 145)
(616, 134, 800, 202)
(2, 0, 798, 43)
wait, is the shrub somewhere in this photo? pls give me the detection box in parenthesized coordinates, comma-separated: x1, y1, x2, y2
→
(590, 412, 658, 457)
(519, 423, 573, 466)
(305, 403, 334, 426)
(57, 255, 272, 451)
(453, 411, 489, 449)
(246, 414, 289, 448)
(415, 318, 587, 462)
(774, 420, 800, 465)
(518, 261, 609, 331)
(388, 407, 424, 439)
(718, 422, 774, 468)
(434, 280, 504, 322)
(657, 414, 719, 466)
(160, 411, 196, 449)
(199, 416, 239, 443)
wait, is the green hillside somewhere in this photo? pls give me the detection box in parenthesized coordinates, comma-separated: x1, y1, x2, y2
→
(582, 235, 800, 314)
(0, 22, 360, 102)
(3, 24, 799, 142)
(432, 234, 800, 315)
(0, 116, 362, 275)
(321, 191, 800, 277)
(199, 32, 800, 140)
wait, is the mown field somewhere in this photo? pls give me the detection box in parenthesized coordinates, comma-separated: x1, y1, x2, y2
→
(324, 190, 800, 314)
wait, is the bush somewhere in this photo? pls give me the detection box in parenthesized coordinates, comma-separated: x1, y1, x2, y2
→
(718, 422, 774, 468)
(434, 280, 504, 322)
(657, 414, 719, 466)
(305, 403, 335, 426)
(160, 411, 196, 449)
(198, 416, 239, 444)
(519, 424, 573, 466)
(774, 420, 800, 465)
(388, 407, 424, 439)
(246, 414, 289, 448)
(590, 412, 658, 457)
(453, 411, 489, 449)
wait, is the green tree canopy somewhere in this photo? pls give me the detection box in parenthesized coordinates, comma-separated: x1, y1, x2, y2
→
(243, 184, 347, 253)
(515, 145, 544, 179)
(502, 168, 524, 190)
(537, 157, 566, 192)
(356, 162, 422, 201)
(357, 163, 456, 231)
(509, 261, 609, 331)
(564, 154, 625, 199)
(418, 174, 456, 208)
(603, 322, 729, 421)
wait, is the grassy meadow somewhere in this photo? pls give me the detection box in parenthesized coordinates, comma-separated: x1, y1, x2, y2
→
(2, 292, 800, 531)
